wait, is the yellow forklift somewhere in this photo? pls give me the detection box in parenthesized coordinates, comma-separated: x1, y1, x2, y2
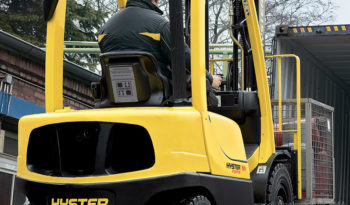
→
(15, 0, 302, 204)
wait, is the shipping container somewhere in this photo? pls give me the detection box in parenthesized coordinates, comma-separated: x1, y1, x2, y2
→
(273, 24, 350, 205)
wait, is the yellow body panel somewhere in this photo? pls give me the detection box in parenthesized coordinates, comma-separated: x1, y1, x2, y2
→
(206, 113, 250, 179)
(17, 107, 210, 184)
(45, 0, 66, 112)
(189, 0, 248, 180)
(247, 147, 260, 172)
(242, 0, 275, 168)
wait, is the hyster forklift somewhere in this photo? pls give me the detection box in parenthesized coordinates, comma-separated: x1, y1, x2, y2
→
(15, 0, 302, 204)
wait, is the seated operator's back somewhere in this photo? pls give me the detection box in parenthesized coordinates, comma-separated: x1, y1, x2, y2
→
(98, 0, 173, 80)
(98, 0, 222, 90)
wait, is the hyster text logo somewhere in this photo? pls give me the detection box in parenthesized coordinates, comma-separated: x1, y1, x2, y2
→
(51, 198, 109, 205)
(226, 163, 241, 174)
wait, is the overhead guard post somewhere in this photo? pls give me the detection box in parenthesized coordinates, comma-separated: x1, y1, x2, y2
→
(169, 0, 188, 99)
(45, 0, 67, 112)
(191, 0, 207, 112)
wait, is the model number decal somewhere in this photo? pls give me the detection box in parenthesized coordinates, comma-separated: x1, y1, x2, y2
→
(226, 163, 246, 174)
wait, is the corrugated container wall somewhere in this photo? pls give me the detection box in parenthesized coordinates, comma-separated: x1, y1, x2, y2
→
(273, 26, 350, 205)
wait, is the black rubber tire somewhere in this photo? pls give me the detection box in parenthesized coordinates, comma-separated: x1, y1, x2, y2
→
(266, 163, 294, 205)
(176, 195, 212, 205)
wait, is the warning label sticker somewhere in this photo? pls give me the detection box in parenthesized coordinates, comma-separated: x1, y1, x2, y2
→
(109, 65, 138, 103)
(257, 165, 267, 174)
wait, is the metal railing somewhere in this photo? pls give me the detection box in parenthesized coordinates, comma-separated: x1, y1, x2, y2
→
(209, 54, 301, 199)
(61, 42, 272, 75)
(266, 54, 302, 199)
(209, 58, 244, 90)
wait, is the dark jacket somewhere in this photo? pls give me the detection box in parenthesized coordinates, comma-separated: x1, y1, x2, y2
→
(98, 0, 213, 84)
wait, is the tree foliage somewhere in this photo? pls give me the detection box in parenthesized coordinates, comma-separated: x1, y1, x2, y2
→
(63, 0, 110, 70)
(0, 0, 46, 46)
(265, 0, 336, 43)
(0, 0, 116, 71)
(0, 0, 337, 72)
(158, 0, 337, 44)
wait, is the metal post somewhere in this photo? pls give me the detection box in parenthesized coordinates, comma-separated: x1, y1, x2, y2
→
(210, 61, 214, 75)
(305, 102, 312, 201)
(169, 0, 187, 99)
(0, 130, 4, 153)
(332, 109, 335, 201)
(278, 57, 282, 131)
(222, 52, 228, 76)
(296, 56, 302, 199)
(191, 0, 207, 112)
(10, 174, 15, 205)
(45, 0, 67, 112)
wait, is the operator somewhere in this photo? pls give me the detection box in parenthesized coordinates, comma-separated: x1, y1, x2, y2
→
(98, 0, 222, 90)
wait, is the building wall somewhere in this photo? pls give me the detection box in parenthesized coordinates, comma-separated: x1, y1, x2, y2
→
(0, 47, 94, 110)
(0, 35, 99, 205)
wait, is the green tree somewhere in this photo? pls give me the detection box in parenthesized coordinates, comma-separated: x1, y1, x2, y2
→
(0, 0, 46, 46)
(63, 0, 109, 71)
(0, 0, 114, 72)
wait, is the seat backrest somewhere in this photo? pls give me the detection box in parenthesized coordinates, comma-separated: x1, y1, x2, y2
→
(92, 51, 170, 108)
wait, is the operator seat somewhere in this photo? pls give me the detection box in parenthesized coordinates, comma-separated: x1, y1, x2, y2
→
(91, 51, 170, 108)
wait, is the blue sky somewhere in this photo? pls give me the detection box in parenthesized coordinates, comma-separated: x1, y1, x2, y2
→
(335, 0, 350, 24)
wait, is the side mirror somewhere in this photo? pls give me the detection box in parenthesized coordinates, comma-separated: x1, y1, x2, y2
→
(43, 0, 59, 21)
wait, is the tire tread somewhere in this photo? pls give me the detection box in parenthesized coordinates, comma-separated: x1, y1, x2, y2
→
(266, 163, 294, 205)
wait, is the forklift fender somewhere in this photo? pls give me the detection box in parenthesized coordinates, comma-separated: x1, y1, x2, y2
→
(250, 150, 292, 203)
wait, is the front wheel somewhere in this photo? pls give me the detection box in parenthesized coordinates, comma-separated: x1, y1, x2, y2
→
(266, 163, 294, 205)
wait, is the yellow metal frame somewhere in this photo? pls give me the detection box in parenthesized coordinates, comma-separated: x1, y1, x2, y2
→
(45, 0, 67, 112)
(209, 58, 231, 76)
(17, 107, 212, 184)
(266, 54, 302, 199)
(242, 0, 275, 170)
(209, 58, 245, 91)
(191, 0, 207, 113)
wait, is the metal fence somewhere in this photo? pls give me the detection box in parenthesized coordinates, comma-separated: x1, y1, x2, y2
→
(271, 98, 335, 204)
